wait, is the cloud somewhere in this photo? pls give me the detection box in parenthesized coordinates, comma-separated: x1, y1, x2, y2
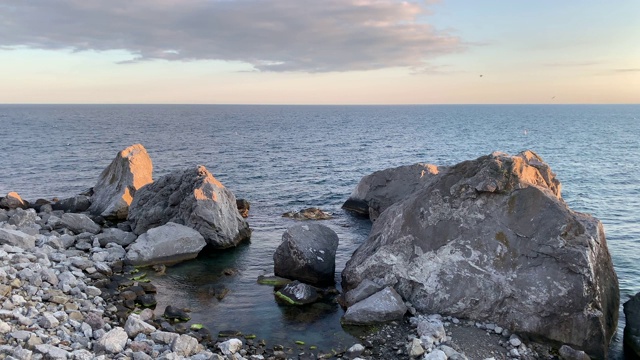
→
(613, 68, 640, 73)
(0, 0, 462, 72)
(543, 61, 602, 67)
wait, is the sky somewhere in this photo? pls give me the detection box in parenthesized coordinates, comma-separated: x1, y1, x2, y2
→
(0, 0, 638, 104)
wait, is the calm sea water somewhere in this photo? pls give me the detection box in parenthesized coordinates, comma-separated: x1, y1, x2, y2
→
(1, 104, 638, 356)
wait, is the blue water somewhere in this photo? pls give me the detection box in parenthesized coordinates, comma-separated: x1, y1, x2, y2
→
(1, 104, 639, 356)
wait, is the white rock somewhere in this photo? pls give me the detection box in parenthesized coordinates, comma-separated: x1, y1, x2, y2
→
(423, 349, 447, 360)
(218, 338, 243, 356)
(124, 313, 156, 338)
(97, 326, 128, 353)
(171, 334, 199, 357)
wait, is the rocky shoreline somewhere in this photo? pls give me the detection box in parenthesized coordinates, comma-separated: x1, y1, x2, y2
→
(1, 145, 633, 360)
(0, 205, 549, 360)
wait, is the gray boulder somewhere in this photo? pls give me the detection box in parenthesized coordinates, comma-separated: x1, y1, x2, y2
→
(52, 195, 91, 213)
(0, 228, 36, 249)
(8, 208, 38, 228)
(89, 143, 153, 220)
(125, 222, 207, 266)
(341, 287, 407, 325)
(273, 223, 339, 286)
(0, 192, 27, 210)
(128, 166, 251, 248)
(342, 163, 442, 220)
(59, 213, 101, 234)
(624, 292, 640, 358)
(342, 151, 619, 358)
(344, 279, 384, 307)
(96, 228, 137, 247)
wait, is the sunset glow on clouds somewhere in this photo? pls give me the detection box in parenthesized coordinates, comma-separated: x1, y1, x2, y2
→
(0, 0, 638, 104)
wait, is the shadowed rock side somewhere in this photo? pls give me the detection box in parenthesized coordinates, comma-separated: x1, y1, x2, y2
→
(342, 151, 618, 359)
(89, 144, 153, 220)
(274, 223, 339, 286)
(342, 163, 443, 220)
(128, 165, 250, 248)
(624, 292, 640, 358)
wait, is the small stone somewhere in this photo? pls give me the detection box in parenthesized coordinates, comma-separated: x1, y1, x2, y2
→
(124, 313, 156, 338)
(510, 348, 520, 357)
(407, 338, 425, 357)
(38, 312, 60, 328)
(97, 326, 128, 353)
(218, 338, 243, 356)
(171, 334, 199, 357)
(509, 335, 522, 347)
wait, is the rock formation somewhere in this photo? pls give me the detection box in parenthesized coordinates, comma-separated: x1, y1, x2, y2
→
(128, 165, 250, 248)
(342, 163, 442, 220)
(89, 144, 153, 220)
(273, 223, 339, 286)
(342, 151, 619, 358)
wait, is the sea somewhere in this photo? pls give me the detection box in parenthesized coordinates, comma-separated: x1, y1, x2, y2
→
(1, 104, 638, 358)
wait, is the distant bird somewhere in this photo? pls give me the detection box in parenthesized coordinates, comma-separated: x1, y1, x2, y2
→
(479, 74, 483, 77)
(551, 96, 556, 100)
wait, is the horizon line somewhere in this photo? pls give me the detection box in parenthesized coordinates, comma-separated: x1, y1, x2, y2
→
(1, 103, 639, 106)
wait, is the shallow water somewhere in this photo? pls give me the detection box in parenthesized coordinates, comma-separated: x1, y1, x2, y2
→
(1, 104, 639, 356)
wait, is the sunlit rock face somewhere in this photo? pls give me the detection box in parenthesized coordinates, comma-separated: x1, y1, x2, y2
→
(0, 192, 28, 210)
(342, 151, 618, 359)
(89, 144, 153, 220)
(128, 165, 250, 248)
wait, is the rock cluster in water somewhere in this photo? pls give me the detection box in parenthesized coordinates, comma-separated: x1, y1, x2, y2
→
(342, 150, 620, 359)
(0, 146, 626, 359)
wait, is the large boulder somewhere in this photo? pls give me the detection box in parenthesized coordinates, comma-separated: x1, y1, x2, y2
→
(624, 292, 640, 358)
(342, 151, 619, 358)
(125, 222, 207, 266)
(273, 223, 339, 286)
(89, 144, 153, 220)
(0, 192, 28, 210)
(342, 163, 442, 220)
(128, 166, 250, 248)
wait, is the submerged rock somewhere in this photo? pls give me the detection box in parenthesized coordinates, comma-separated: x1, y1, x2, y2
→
(273, 223, 339, 286)
(89, 143, 153, 220)
(282, 207, 332, 220)
(342, 151, 619, 358)
(275, 281, 320, 305)
(128, 166, 251, 248)
(125, 222, 206, 266)
(342, 163, 442, 220)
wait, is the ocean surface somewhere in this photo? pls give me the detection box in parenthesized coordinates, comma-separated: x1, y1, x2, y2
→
(1, 104, 638, 357)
